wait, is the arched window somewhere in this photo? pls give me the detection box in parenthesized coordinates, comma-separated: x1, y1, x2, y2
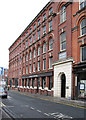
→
(60, 6, 66, 23)
(43, 43, 46, 53)
(33, 49, 36, 58)
(38, 46, 40, 55)
(80, 19, 86, 35)
(49, 38, 53, 50)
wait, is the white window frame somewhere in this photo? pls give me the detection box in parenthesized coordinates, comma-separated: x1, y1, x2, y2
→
(60, 6, 66, 23)
(43, 43, 46, 53)
(49, 57, 53, 69)
(33, 63, 35, 72)
(60, 32, 66, 51)
(80, 19, 86, 36)
(38, 61, 40, 71)
(43, 59, 46, 70)
(49, 38, 53, 50)
(79, 0, 86, 10)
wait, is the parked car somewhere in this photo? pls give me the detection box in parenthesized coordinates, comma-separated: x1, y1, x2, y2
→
(0, 87, 7, 98)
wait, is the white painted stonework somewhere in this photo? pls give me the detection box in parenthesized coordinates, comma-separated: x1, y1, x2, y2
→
(53, 59, 73, 99)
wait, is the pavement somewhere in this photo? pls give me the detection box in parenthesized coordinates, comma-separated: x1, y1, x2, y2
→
(9, 89, 86, 109)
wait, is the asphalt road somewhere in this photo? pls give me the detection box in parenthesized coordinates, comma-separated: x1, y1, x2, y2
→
(1, 90, 85, 120)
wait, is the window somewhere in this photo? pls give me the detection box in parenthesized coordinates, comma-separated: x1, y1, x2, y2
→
(33, 49, 36, 58)
(30, 37, 32, 45)
(33, 63, 35, 72)
(81, 46, 86, 61)
(38, 30, 40, 39)
(49, 38, 53, 50)
(33, 34, 36, 42)
(79, 0, 86, 9)
(29, 51, 31, 60)
(49, 7, 53, 15)
(24, 35, 25, 39)
(60, 6, 66, 23)
(60, 32, 66, 51)
(43, 43, 46, 53)
(29, 64, 31, 73)
(23, 56, 25, 63)
(23, 67, 25, 75)
(49, 57, 53, 69)
(23, 43, 25, 50)
(26, 40, 28, 48)
(34, 24, 36, 30)
(49, 76, 53, 90)
(49, 20, 52, 32)
(27, 32, 28, 36)
(29, 79, 31, 88)
(43, 14, 46, 21)
(43, 25, 46, 35)
(26, 54, 28, 61)
(30, 28, 32, 33)
(43, 59, 46, 70)
(38, 46, 40, 55)
(38, 61, 40, 71)
(80, 19, 86, 35)
(42, 77, 46, 89)
(26, 66, 28, 74)
(38, 19, 40, 26)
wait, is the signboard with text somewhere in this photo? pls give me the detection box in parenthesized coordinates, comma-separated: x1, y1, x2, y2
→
(0, 67, 3, 75)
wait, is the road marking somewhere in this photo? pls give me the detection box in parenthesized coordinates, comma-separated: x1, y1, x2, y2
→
(8, 96, 12, 99)
(1, 103, 6, 107)
(37, 110, 42, 113)
(44, 113, 50, 116)
(17, 92, 86, 109)
(30, 107, 35, 110)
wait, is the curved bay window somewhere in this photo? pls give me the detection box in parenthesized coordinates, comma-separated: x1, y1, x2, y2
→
(80, 19, 86, 36)
(49, 37, 53, 50)
(60, 6, 66, 23)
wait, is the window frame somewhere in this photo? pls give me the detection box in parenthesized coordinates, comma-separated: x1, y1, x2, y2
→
(60, 32, 66, 51)
(49, 38, 53, 50)
(80, 18, 86, 36)
(60, 6, 66, 23)
(81, 46, 86, 62)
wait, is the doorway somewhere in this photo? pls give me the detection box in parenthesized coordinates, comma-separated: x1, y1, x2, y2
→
(61, 74, 66, 97)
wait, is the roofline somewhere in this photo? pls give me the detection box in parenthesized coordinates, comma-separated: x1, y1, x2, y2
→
(9, 0, 53, 50)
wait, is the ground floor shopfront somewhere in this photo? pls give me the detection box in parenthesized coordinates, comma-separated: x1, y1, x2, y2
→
(73, 62, 86, 100)
(8, 71, 54, 96)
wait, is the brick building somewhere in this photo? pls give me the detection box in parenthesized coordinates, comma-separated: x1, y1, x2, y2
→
(8, 0, 86, 99)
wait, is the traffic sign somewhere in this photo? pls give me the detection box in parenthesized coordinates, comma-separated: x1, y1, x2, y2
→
(0, 67, 3, 75)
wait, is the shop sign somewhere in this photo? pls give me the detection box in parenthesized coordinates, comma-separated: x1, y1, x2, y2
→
(79, 83, 85, 90)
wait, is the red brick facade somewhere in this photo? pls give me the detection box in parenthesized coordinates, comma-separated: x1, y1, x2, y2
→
(8, 0, 86, 99)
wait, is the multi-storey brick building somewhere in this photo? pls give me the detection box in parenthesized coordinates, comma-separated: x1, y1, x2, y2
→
(8, 0, 86, 99)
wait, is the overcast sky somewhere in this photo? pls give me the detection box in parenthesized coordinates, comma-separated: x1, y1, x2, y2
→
(0, 0, 49, 69)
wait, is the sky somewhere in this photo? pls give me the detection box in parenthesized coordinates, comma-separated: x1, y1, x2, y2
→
(0, 0, 49, 69)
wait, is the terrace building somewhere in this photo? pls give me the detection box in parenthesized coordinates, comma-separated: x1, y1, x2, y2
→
(8, 0, 86, 99)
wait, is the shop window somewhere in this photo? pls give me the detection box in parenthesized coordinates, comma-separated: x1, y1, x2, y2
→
(43, 42, 46, 53)
(42, 77, 46, 89)
(29, 79, 31, 88)
(49, 76, 53, 90)
(49, 37, 53, 50)
(81, 46, 86, 61)
(49, 57, 53, 69)
(79, 0, 86, 9)
(60, 32, 66, 51)
(80, 19, 86, 36)
(60, 6, 66, 23)
(32, 79, 35, 88)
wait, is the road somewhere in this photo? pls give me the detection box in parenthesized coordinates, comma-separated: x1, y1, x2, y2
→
(1, 90, 85, 119)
